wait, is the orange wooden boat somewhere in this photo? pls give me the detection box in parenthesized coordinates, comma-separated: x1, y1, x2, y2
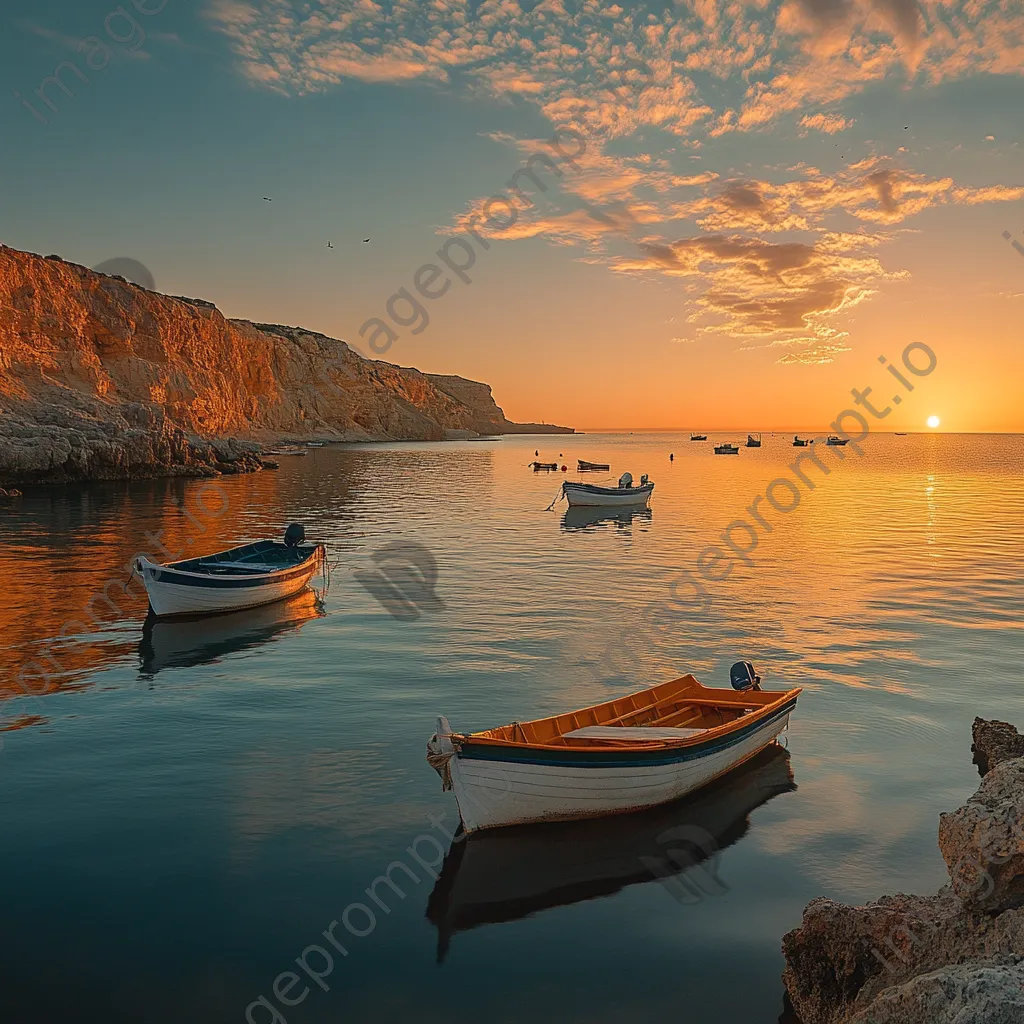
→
(427, 664, 801, 832)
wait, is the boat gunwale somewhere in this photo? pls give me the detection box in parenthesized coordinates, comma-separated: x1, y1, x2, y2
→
(450, 677, 802, 754)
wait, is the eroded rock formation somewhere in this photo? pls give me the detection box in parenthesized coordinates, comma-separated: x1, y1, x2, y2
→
(782, 719, 1024, 1024)
(0, 246, 571, 486)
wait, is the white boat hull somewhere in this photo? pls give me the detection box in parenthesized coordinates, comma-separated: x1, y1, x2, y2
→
(563, 482, 654, 507)
(137, 557, 319, 618)
(443, 708, 792, 832)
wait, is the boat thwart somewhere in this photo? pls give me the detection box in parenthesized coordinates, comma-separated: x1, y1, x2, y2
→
(426, 664, 801, 832)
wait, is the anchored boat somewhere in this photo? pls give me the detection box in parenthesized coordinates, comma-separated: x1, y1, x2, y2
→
(135, 524, 325, 618)
(426, 663, 800, 832)
(792, 436, 809, 447)
(826, 435, 850, 446)
(714, 442, 740, 455)
(746, 433, 762, 448)
(562, 472, 653, 507)
(690, 433, 707, 441)
(577, 459, 610, 471)
(531, 461, 559, 471)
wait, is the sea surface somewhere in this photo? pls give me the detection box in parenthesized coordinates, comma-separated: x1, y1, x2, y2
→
(1, 432, 1022, 1023)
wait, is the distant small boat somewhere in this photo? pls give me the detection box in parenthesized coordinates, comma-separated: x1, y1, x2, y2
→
(826, 435, 849, 446)
(562, 472, 653, 507)
(792, 436, 809, 447)
(426, 663, 801, 832)
(895, 432, 908, 436)
(306, 441, 326, 448)
(690, 433, 707, 441)
(265, 446, 307, 457)
(136, 524, 324, 618)
(577, 459, 610, 471)
(714, 443, 740, 455)
(531, 461, 558, 471)
(746, 433, 762, 448)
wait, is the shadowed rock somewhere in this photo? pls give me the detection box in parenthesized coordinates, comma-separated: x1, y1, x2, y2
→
(782, 719, 1024, 1024)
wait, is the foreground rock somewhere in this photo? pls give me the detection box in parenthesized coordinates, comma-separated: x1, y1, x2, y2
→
(782, 719, 1024, 1024)
(973, 717, 1024, 776)
(0, 246, 571, 486)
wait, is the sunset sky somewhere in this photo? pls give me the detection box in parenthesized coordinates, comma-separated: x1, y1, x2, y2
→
(1, 0, 1021, 431)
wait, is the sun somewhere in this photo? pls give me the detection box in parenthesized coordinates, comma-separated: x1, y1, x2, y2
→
(926, 415, 940, 429)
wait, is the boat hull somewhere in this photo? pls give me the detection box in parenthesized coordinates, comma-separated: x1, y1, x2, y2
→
(137, 555, 320, 618)
(563, 482, 654, 507)
(446, 702, 795, 832)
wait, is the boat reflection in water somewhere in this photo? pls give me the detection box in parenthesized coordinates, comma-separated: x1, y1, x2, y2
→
(137, 589, 324, 677)
(426, 744, 795, 961)
(561, 506, 653, 532)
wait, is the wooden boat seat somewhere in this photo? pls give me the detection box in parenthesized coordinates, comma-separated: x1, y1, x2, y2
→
(562, 726, 707, 742)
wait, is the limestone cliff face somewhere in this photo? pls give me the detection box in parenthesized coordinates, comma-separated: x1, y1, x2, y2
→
(0, 245, 571, 485)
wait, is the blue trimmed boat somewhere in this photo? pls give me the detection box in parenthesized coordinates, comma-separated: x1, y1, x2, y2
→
(427, 664, 801, 832)
(136, 524, 325, 619)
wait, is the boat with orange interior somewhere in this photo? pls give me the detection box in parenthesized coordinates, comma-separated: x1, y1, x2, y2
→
(426, 663, 800, 832)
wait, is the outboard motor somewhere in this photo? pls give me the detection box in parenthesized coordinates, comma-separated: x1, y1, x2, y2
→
(283, 523, 306, 547)
(618, 472, 633, 489)
(730, 661, 761, 691)
(640, 474, 649, 486)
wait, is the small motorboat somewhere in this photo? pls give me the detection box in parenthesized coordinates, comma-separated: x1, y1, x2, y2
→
(792, 436, 809, 447)
(562, 472, 653, 507)
(531, 461, 558, 471)
(714, 442, 740, 455)
(135, 524, 325, 618)
(426, 662, 800, 832)
(895, 432, 908, 436)
(306, 441, 326, 448)
(690, 433, 707, 441)
(826, 435, 849, 446)
(746, 433, 762, 448)
(577, 459, 611, 471)
(265, 446, 307, 457)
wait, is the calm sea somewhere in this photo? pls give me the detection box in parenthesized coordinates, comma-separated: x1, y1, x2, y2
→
(1, 432, 1022, 1023)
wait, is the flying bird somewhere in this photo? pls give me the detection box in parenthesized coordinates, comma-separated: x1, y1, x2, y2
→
(327, 242, 333, 248)
(262, 197, 272, 201)
(362, 238, 370, 243)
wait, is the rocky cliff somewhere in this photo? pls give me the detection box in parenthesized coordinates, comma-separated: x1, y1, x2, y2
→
(782, 718, 1024, 1024)
(0, 245, 571, 486)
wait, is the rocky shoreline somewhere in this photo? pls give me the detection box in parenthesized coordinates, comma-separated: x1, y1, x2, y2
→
(782, 718, 1024, 1023)
(0, 245, 572, 489)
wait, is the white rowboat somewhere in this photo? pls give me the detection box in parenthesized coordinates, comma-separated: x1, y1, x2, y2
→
(136, 526, 324, 618)
(562, 478, 653, 507)
(427, 668, 801, 832)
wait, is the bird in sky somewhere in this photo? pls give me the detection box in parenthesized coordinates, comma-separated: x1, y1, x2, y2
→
(362, 238, 370, 243)
(327, 242, 333, 248)
(262, 197, 272, 201)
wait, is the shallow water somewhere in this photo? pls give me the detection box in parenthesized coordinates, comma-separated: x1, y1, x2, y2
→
(1, 432, 1022, 1023)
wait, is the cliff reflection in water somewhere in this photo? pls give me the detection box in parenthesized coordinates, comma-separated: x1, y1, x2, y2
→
(138, 590, 324, 678)
(427, 744, 797, 961)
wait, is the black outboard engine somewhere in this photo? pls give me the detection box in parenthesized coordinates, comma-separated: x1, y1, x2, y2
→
(283, 523, 306, 548)
(730, 661, 761, 691)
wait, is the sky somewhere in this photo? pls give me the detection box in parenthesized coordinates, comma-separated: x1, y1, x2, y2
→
(0, 0, 1021, 432)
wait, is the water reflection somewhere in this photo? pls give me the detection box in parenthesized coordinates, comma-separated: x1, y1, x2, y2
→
(426, 744, 796, 961)
(561, 506, 653, 532)
(137, 590, 324, 678)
